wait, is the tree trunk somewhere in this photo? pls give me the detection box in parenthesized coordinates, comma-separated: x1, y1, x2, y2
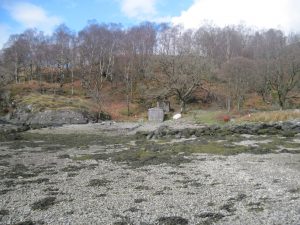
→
(278, 95, 285, 110)
(126, 75, 130, 116)
(30, 63, 33, 81)
(227, 97, 231, 112)
(237, 96, 241, 112)
(130, 76, 133, 100)
(180, 100, 186, 114)
(39, 75, 43, 94)
(277, 90, 287, 110)
(71, 67, 74, 96)
(14, 62, 18, 84)
(127, 93, 130, 116)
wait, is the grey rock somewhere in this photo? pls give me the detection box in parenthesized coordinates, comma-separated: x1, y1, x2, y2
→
(181, 128, 192, 138)
(29, 110, 88, 126)
(282, 121, 300, 132)
(145, 121, 300, 139)
(155, 125, 170, 137)
(10, 109, 90, 127)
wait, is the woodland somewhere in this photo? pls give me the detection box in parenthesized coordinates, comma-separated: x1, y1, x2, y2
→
(0, 22, 299, 119)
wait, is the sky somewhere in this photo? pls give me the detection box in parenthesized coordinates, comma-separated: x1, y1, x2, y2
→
(0, 0, 300, 49)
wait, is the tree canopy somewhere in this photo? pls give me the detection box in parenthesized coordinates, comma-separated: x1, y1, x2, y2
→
(0, 22, 299, 111)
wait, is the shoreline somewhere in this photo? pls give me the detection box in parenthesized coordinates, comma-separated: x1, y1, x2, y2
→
(25, 119, 300, 138)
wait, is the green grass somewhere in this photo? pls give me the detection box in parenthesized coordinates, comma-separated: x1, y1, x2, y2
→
(21, 133, 133, 149)
(18, 93, 94, 112)
(188, 110, 229, 125)
(237, 110, 300, 123)
(21, 133, 277, 168)
(15, 133, 281, 169)
(81, 139, 270, 168)
(170, 141, 249, 155)
(189, 109, 300, 125)
(72, 155, 94, 161)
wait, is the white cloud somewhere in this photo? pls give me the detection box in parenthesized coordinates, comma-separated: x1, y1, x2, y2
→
(120, 0, 157, 18)
(285, 0, 300, 32)
(172, 0, 300, 32)
(6, 2, 62, 34)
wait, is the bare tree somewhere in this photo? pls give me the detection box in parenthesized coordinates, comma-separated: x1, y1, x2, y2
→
(116, 31, 134, 116)
(127, 22, 156, 80)
(252, 60, 272, 103)
(244, 29, 286, 105)
(2, 34, 29, 84)
(268, 42, 300, 109)
(222, 57, 256, 111)
(0, 54, 12, 86)
(156, 26, 211, 113)
(194, 24, 246, 68)
(78, 23, 118, 120)
(0, 51, 13, 112)
(69, 35, 78, 95)
(52, 24, 74, 92)
(1, 21, 299, 114)
(248, 29, 300, 109)
(114, 23, 156, 116)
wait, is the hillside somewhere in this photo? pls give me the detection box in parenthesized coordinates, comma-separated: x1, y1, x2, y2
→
(1, 78, 300, 127)
(1, 23, 300, 125)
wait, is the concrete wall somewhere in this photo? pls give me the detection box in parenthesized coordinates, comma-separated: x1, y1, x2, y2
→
(148, 107, 164, 122)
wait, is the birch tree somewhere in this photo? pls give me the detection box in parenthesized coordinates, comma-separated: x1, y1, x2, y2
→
(156, 26, 211, 113)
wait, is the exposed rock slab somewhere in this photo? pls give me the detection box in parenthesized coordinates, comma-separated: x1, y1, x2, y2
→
(9, 109, 89, 128)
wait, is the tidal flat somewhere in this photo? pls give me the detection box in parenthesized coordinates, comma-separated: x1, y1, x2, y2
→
(0, 128, 300, 225)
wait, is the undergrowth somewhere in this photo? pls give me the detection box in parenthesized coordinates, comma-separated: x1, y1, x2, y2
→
(237, 110, 300, 123)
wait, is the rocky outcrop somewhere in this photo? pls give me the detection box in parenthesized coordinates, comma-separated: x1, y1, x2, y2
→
(0, 109, 92, 139)
(12, 109, 88, 128)
(0, 89, 11, 113)
(9, 108, 91, 128)
(137, 121, 300, 139)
